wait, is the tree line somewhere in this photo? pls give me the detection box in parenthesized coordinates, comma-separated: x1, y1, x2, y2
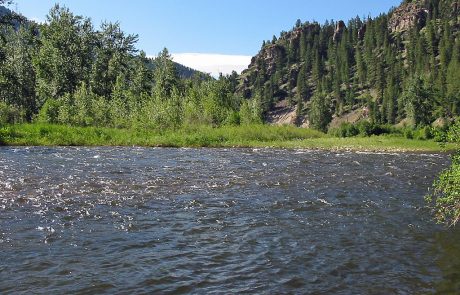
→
(0, 4, 262, 129)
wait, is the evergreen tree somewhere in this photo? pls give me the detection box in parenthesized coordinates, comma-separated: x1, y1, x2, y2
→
(296, 64, 308, 121)
(154, 48, 179, 100)
(309, 92, 331, 132)
(402, 76, 433, 126)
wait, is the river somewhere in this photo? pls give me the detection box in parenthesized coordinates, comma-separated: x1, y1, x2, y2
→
(0, 147, 459, 294)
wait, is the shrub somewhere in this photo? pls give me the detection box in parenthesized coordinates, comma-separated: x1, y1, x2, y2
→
(427, 121, 460, 226)
(329, 122, 396, 138)
(413, 126, 434, 140)
(0, 102, 25, 124)
(404, 129, 414, 139)
(36, 99, 61, 124)
(328, 123, 359, 138)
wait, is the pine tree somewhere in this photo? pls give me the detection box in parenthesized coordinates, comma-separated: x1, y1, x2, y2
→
(309, 92, 331, 132)
(154, 48, 179, 100)
(296, 64, 308, 120)
(402, 76, 432, 126)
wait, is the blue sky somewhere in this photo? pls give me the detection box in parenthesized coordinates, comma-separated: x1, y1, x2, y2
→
(11, 0, 402, 75)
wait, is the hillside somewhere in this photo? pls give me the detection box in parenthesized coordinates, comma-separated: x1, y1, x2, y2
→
(146, 57, 208, 80)
(238, 0, 460, 130)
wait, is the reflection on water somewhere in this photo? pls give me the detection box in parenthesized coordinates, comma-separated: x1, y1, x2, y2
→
(0, 147, 459, 294)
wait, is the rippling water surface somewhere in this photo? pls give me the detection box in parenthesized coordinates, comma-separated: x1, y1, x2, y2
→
(1, 147, 460, 294)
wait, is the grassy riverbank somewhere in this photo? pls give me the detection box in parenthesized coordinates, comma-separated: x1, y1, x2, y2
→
(0, 123, 457, 152)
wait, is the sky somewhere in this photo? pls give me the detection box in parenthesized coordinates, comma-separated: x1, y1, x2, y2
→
(11, 0, 402, 76)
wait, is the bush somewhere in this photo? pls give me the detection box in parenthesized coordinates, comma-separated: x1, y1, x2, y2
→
(404, 129, 414, 139)
(36, 99, 62, 124)
(329, 122, 396, 138)
(328, 123, 358, 138)
(224, 111, 240, 126)
(413, 126, 434, 140)
(432, 126, 449, 142)
(0, 102, 25, 124)
(427, 121, 460, 226)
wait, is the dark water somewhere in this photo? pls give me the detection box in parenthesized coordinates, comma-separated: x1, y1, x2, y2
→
(0, 147, 459, 294)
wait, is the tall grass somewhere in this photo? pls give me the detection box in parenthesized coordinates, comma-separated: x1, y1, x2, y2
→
(0, 123, 456, 152)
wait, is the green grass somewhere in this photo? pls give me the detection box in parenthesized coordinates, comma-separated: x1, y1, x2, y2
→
(0, 123, 457, 152)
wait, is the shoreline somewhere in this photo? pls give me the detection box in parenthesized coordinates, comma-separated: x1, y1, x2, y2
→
(0, 123, 457, 153)
(0, 144, 452, 155)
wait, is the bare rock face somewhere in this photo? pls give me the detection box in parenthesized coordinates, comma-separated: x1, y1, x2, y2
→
(264, 45, 286, 76)
(333, 20, 346, 42)
(241, 23, 321, 79)
(243, 44, 286, 78)
(281, 23, 318, 44)
(388, 1, 428, 33)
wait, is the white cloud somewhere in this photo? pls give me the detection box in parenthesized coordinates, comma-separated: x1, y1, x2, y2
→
(30, 17, 46, 24)
(171, 53, 252, 77)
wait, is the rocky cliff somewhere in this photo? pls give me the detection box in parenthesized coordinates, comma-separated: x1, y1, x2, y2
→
(388, 1, 428, 33)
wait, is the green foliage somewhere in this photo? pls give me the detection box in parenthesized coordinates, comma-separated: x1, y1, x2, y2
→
(328, 123, 359, 137)
(329, 121, 445, 140)
(329, 121, 397, 137)
(33, 5, 95, 104)
(309, 92, 331, 132)
(36, 98, 61, 124)
(401, 76, 433, 126)
(0, 26, 37, 119)
(427, 121, 460, 226)
(154, 48, 179, 100)
(0, 101, 24, 124)
(239, 97, 263, 125)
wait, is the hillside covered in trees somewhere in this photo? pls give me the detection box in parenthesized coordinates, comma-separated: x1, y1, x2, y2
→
(239, 0, 460, 131)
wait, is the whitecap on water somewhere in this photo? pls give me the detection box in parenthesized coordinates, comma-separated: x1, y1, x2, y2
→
(36, 226, 55, 233)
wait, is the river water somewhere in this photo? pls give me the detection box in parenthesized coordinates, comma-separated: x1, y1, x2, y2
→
(0, 147, 459, 294)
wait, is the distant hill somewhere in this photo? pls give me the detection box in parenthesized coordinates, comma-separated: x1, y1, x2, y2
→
(174, 61, 206, 79)
(0, 5, 27, 29)
(238, 0, 460, 129)
(0, 5, 9, 16)
(143, 57, 209, 79)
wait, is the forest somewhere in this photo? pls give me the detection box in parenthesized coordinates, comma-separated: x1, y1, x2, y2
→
(241, 0, 460, 133)
(0, 4, 260, 129)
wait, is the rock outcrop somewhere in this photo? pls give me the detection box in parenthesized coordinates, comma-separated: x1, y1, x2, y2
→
(333, 21, 346, 42)
(388, 1, 428, 33)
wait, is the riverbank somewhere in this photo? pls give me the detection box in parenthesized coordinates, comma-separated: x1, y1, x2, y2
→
(0, 123, 457, 152)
